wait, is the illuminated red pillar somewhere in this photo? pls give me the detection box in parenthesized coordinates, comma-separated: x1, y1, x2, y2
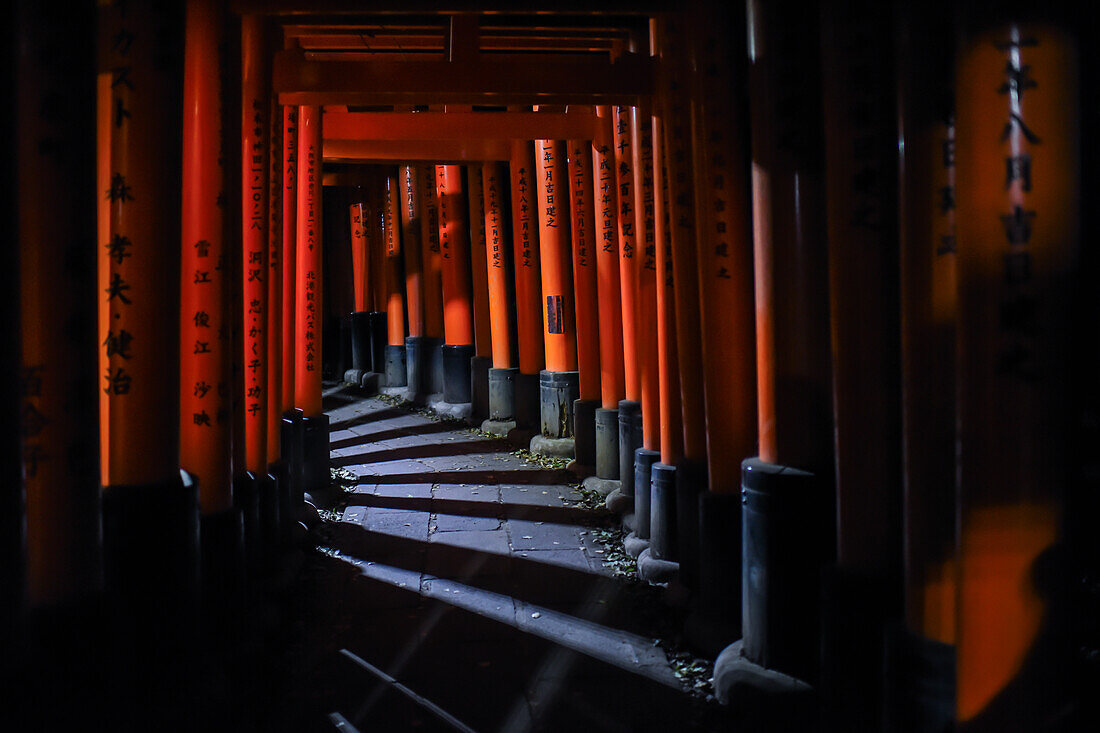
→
(421, 163, 445, 396)
(102, 0, 195, 600)
(97, 71, 112, 486)
(400, 165, 434, 396)
(591, 107, 625, 482)
(241, 15, 269, 476)
(281, 106, 298, 414)
(18, 0, 100, 608)
(567, 138, 602, 469)
(954, 20, 1078, 727)
(510, 140, 546, 431)
(534, 139, 578, 445)
(611, 104, 643, 504)
(350, 203, 370, 313)
(467, 165, 493, 423)
(382, 172, 407, 387)
(481, 162, 518, 428)
(294, 105, 322, 417)
(181, 0, 230, 514)
(267, 96, 283, 465)
(436, 164, 475, 404)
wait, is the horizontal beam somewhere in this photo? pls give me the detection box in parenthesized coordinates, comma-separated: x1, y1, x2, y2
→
(324, 138, 512, 163)
(322, 110, 598, 142)
(273, 48, 654, 106)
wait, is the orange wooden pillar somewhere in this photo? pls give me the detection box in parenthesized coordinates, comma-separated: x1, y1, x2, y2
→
(611, 104, 643, 503)
(590, 107, 625, 483)
(655, 16, 709, 600)
(294, 105, 328, 492)
(630, 92, 664, 555)
(181, 0, 234, 585)
(481, 162, 519, 428)
(347, 201, 375, 382)
(888, 3, 958, 728)
(650, 47, 685, 560)
(421, 164, 446, 395)
(717, 0, 834, 677)
(509, 140, 546, 431)
(954, 20, 1078, 729)
(467, 165, 493, 423)
(97, 68, 112, 487)
(350, 203, 370, 314)
(381, 172, 408, 387)
(366, 179, 389, 377)
(436, 164, 475, 405)
(17, 0, 100, 610)
(400, 165, 433, 397)
(101, 0, 196, 602)
(281, 108, 298, 417)
(265, 91, 286, 550)
(238, 15, 271, 561)
(567, 138, 602, 470)
(684, 2, 758, 657)
(533, 138, 579, 449)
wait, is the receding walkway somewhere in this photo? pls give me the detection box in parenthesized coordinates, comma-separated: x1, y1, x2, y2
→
(288, 386, 726, 732)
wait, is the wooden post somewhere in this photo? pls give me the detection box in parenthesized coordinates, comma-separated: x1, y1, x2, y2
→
(294, 105, 322, 418)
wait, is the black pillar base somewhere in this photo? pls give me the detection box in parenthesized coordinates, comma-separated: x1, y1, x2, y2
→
(688, 488, 741, 656)
(741, 457, 823, 683)
(268, 459, 292, 549)
(199, 507, 244, 601)
(883, 625, 955, 733)
(336, 314, 353, 379)
(349, 311, 371, 373)
(384, 344, 407, 387)
(488, 367, 518, 420)
(634, 448, 660, 541)
(442, 344, 475, 404)
(595, 407, 620, 480)
(428, 337, 445, 394)
(233, 471, 262, 571)
(405, 336, 432, 396)
(573, 399, 599, 469)
(258, 470, 279, 562)
(540, 370, 579, 438)
(617, 400, 641, 497)
(676, 458, 706, 593)
(514, 371, 540, 431)
(471, 355, 492, 424)
(281, 409, 305, 508)
(651, 461, 678, 559)
(302, 414, 330, 496)
(102, 470, 200, 609)
(368, 311, 387, 373)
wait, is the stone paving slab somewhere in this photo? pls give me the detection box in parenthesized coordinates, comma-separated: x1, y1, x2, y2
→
(500, 484, 582, 507)
(434, 514, 502, 532)
(432, 483, 499, 503)
(429, 527, 512, 555)
(512, 547, 593, 574)
(364, 507, 430, 541)
(508, 519, 583, 551)
(371, 483, 434, 499)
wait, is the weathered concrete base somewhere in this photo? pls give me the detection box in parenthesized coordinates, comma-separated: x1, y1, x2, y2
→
(713, 640, 814, 706)
(582, 475, 619, 497)
(381, 386, 406, 398)
(623, 531, 649, 559)
(605, 487, 633, 515)
(343, 368, 364, 386)
(530, 434, 575, 459)
(429, 398, 473, 421)
(637, 547, 679, 584)
(359, 372, 381, 394)
(481, 418, 516, 437)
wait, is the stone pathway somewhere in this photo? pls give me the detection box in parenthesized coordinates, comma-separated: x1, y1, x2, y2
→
(297, 387, 727, 732)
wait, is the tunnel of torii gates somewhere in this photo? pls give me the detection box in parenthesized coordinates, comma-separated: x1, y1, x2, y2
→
(5, 0, 1098, 729)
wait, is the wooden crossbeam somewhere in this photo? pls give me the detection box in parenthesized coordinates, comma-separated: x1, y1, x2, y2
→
(322, 110, 598, 142)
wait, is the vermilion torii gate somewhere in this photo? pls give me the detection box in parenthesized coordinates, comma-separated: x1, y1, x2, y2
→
(7, 3, 1088, 730)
